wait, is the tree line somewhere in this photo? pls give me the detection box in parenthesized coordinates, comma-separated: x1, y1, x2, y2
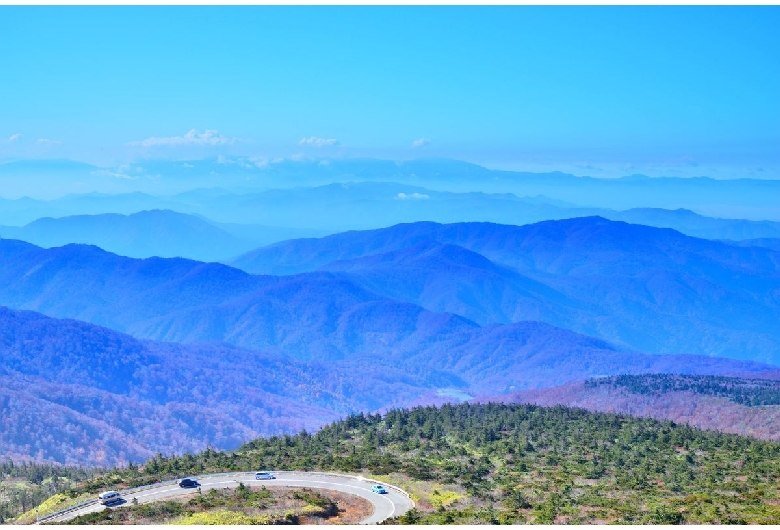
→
(587, 374, 780, 407)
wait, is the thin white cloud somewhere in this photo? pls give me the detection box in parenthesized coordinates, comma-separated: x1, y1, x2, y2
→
(217, 155, 269, 169)
(246, 156, 269, 168)
(7, 133, 21, 142)
(574, 163, 603, 172)
(412, 138, 431, 148)
(395, 192, 430, 200)
(129, 129, 237, 147)
(91, 169, 139, 180)
(299, 136, 339, 147)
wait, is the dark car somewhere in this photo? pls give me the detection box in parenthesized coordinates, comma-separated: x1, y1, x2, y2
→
(177, 477, 198, 488)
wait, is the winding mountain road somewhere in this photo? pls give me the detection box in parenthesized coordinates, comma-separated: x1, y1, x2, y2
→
(39, 471, 414, 525)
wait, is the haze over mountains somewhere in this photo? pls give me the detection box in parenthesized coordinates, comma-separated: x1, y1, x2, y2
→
(3, 182, 780, 243)
(3, 159, 780, 268)
(3, 158, 779, 221)
(2, 218, 779, 364)
(2, 157, 779, 466)
(0, 210, 258, 262)
(231, 218, 780, 361)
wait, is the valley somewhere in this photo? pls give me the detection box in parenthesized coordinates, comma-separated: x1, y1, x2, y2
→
(1, 177, 779, 525)
(4, 5, 778, 524)
(1, 212, 780, 472)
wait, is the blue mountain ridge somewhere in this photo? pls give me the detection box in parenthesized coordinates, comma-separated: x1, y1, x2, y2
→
(5, 157, 778, 219)
(0, 209, 323, 261)
(0, 210, 256, 262)
(4, 179, 780, 238)
(230, 217, 780, 361)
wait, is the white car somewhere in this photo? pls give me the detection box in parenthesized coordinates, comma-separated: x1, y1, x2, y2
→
(98, 491, 122, 505)
(255, 471, 275, 480)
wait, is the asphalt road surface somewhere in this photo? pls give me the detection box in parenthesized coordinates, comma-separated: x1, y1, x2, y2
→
(40, 471, 414, 525)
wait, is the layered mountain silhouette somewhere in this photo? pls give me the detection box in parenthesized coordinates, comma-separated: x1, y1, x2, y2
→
(3, 217, 780, 362)
(0, 224, 775, 380)
(3, 181, 780, 241)
(5, 157, 778, 220)
(3, 158, 780, 466)
(231, 217, 780, 361)
(604, 208, 780, 240)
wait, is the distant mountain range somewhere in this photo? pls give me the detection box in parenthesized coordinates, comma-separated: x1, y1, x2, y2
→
(1, 218, 776, 380)
(0, 182, 588, 229)
(0, 209, 323, 260)
(3, 157, 779, 467)
(3, 214, 780, 465)
(3, 182, 779, 246)
(2, 158, 778, 220)
(496, 374, 780, 442)
(604, 208, 780, 241)
(231, 217, 780, 362)
(2, 217, 779, 362)
(0, 210, 257, 262)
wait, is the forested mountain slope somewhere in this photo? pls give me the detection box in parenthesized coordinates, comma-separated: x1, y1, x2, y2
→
(0, 306, 436, 465)
(2, 306, 773, 466)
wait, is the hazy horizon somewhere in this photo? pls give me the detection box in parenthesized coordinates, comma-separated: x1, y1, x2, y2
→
(2, 6, 779, 182)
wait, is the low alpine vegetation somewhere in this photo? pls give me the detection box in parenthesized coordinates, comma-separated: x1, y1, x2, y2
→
(54, 402, 780, 524)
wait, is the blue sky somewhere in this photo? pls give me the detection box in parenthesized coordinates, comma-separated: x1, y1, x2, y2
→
(0, 6, 778, 179)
